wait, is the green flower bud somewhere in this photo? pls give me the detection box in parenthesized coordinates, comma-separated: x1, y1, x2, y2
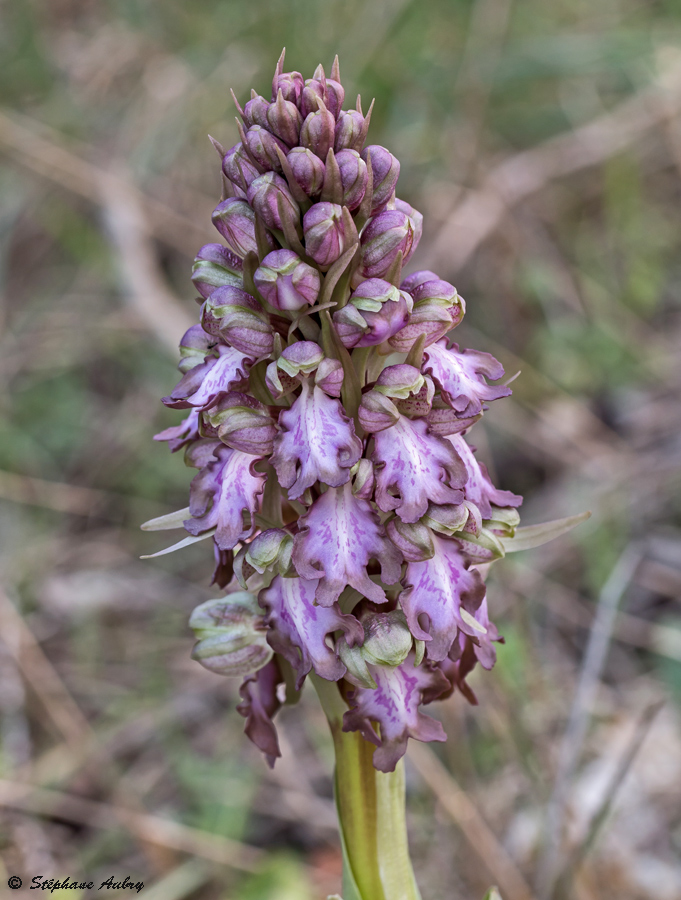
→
(189, 594, 272, 676)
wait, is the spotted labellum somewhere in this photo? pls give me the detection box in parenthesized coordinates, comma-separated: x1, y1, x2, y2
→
(146, 51, 586, 777)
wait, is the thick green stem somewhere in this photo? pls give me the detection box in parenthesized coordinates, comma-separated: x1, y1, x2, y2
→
(312, 675, 422, 900)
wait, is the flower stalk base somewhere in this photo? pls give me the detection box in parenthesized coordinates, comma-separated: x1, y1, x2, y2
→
(313, 675, 422, 900)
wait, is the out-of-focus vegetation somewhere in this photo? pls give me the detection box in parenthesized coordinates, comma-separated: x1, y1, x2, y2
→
(1, 1, 680, 898)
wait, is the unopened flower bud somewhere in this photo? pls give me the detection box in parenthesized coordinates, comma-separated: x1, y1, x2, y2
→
(247, 173, 300, 233)
(335, 149, 368, 210)
(335, 110, 364, 152)
(244, 93, 270, 128)
(395, 376, 435, 417)
(267, 90, 303, 147)
(362, 609, 414, 667)
(395, 198, 423, 263)
(244, 125, 288, 172)
(273, 70, 304, 105)
(276, 341, 324, 376)
(362, 146, 400, 213)
(333, 278, 410, 348)
(388, 279, 465, 352)
(178, 325, 216, 373)
(300, 102, 336, 160)
(242, 528, 294, 578)
(324, 79, 345, 119)
(265, 341, 324, 398)
(201, 285, 273, 357)
(315, 357, 343, 396)
(204, 392, 277, 455)
(358, 389, 400, 433)
(421, 502, 470, 537)
(286, 147, 325, 197)
(386, 518, 435, 562)
(212, 198, 259, 258)
(303, 202, 348, 266)
(359, 210, 414, 279)
(300, 77, 325, 118)
(400, 270, 439, 293)
(254, 250, 320, 311)
(375, 364, 424, 399)
(191, 243, 243, 299)
(222, 142, 261, 193)
(189, 594, 272, 676)
(351, 458, 374, 498)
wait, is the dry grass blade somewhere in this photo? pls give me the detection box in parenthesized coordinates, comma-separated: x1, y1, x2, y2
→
(408, 742, 537, 900)
(0, 779, 264, 872)
(422, 58, 681, 273)
(552, 701, 664, 900)
(535, 544, 644, 899)
(99, 171, 195, 354)
(0, 586, 92, 753)
(0, 107, 210, 255)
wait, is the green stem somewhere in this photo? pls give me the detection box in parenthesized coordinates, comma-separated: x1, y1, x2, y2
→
(312, 676, 422, 900)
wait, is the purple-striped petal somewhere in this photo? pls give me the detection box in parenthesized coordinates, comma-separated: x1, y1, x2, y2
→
(259, 575, 364, 688)
(446, 434, 522, 518)
(422, 340, 511, 416)
(342, 653, 449, 772)
(163, 345, 251, 410)
(400, 533, 486, 661)
(237, 659, 283, 767)
(271, 380, 362, 500)
(184, 445, 266, 550)
(372, 416, 466, 523)
(292, 481, 402, 606)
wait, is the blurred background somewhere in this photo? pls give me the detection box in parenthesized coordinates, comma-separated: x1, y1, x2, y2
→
(1, 1, 680, 898)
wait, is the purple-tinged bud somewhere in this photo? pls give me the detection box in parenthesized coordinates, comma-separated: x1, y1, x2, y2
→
(400, 270, 439, 293)
(395, 376, 435, 417)
(386, 519, 435, 562)
(358, 389, 400, 433)
(335, 110, 364, 152)
(244, 125, 288, 173)
(351, 458, 374, 499)
(362, 609, 414, 667)
(222, 142, 261, 193)
(300, 102, 336, 160)
(243, 93, 270, 128)
(247, 173, 300, 233)
(254, 250, 320, 311)
(325, 79, 345, 119)
(395, 198, 423, 263)
(303, 202, 348, 266)
(375, 364, 424, 400)
(362, 146, 400, 213)
(277, 341, 324, 376)
(178, 325, 217, 373)
(286, 147, 325, 197)
(201, 285, 273, 358)
(388, 278, 464, 352)
(273, 70, 304, 104)
(189, 594, 271, 677)
(315, 357, 343, 397)
(191, 244, 243, 299)
(421, 502, 470, 537)
(212, 198, 259, 258)
(235, 529, 294, 588)
(265, 341, 325, 398)
(359, 210, 414, 279)
(335, 149, 368, 211)
(333, 278, 411, 348)
(267, 90, 303, 147)
(204, 392, 277, 456)
(300, 78, 326, 118)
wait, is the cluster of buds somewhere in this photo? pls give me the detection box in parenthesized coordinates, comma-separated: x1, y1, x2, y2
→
(150, 52, 524, 773)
